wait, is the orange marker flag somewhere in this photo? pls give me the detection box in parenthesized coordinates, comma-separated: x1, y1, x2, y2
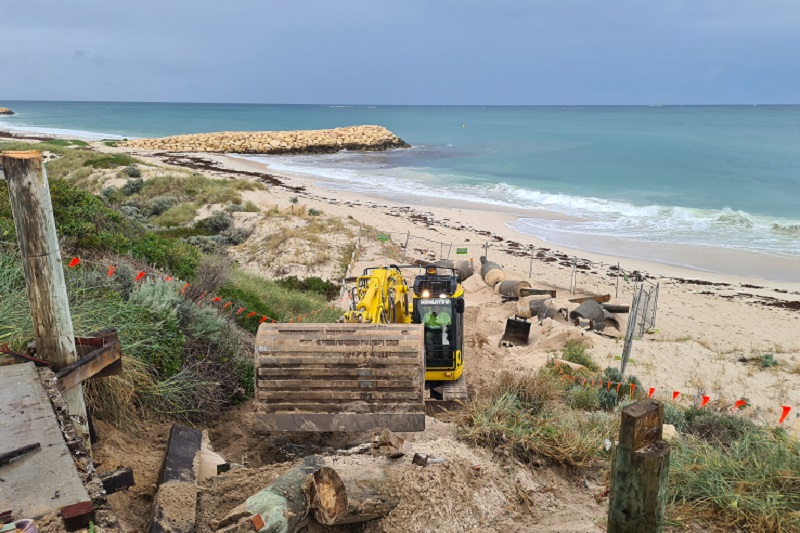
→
(616, 383, 621, 394)
(779, 405, 792, 425)
(134, 271, 146, 282)
(700, 395, 710, 408)
(630, 383, 636, 397)
(236, 307, 246, 314)
(223, 302, 232, 310)
(181, 283, 190, 294)
(198, 291, 207, 300)
(68, 257, 81, 268)
(672, 391, 680, 400)
(107, 265, 116, 277)
(582, 378, 587, 386)
(260, 316, 268, 323)
(591, 379, 595, 387)
(734, 400, 747, 410)
(648, 387, 655, 399)
(271, 319, 276, 324)
(212, 296, 221, 303)
(607, 380, 612, 391)
(165, 276, 173, 282)
(246, 312, 257, 318)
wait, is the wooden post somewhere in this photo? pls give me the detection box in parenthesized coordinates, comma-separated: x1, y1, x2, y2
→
(0, 151, 90, 446)
(608, 399, 670, 533)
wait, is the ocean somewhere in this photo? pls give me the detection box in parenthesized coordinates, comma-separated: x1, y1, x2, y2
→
(2, 101, 799, 280)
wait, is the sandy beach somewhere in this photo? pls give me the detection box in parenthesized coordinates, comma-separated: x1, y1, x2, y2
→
(89, 142, 799, 424)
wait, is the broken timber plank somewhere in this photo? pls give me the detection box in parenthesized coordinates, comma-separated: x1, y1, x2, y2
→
(99, 467, 135, 495)
(150, 424, 202, 533)
(56, 338, 122, 392)
(519, 288, 557, 298)
(568, 294, 611, 304)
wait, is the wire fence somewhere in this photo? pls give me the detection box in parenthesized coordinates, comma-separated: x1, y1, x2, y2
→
(351, 228, 646, 298)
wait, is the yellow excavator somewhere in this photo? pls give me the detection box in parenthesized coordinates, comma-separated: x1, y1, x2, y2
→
(253, 264, 467, 433)
(342, 264, 467, 401)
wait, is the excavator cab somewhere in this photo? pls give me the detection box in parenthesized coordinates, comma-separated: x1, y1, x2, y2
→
(411, 265, 467, 401)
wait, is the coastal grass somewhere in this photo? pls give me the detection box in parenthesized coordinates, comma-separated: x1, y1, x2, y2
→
(459, 361, 800, 532)
(0, 140, 141, 180)
(0, 253, 253, 423)
(562, 339, 599, 371)
(150, 203, 198, 227)
(134, 173, 263, 206)
(218, 269, 341, 334)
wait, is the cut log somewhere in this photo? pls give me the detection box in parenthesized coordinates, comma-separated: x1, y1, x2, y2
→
(305, 466, 400, 525)
(569, 294, 611, 304)
(218, 456, 324, 533)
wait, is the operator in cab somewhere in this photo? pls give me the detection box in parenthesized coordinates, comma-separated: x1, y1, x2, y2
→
(423, 309, 452, 346)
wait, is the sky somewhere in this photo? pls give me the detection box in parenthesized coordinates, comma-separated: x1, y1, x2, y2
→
(1, 0, 799, 105)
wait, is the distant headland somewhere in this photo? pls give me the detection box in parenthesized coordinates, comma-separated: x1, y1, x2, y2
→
(120, 125, 410, 154)
(0, 107, 15, 115)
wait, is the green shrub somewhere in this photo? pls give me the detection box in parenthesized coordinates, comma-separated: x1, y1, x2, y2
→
(122, 165, 141, 178)
(201, 211, 233, 233)
(131, 233, 199, 280)
(101, 185, 123, 204)
(683, 407, 756, 445)
(663, 401, 688, 431)
(276, 276, 341, 300)
(308, 208, 322, 216)
(760, 353, 779, 368)
(148, 196, 179, 216)
(122, 178, 144, 195)
(562, 340, 598, 371)
(566, 386, 600, 410)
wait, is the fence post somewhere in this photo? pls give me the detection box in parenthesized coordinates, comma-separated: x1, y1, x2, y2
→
(528, 246, 535, 278)
(447, 242, 452, 259)
(1, 150, 90, 447)
(616, 262, 620, 298)
(570, 258, 577, 295)
(400, 231, 410, 262)
(608, 399, 670, 533)
(484, 241, 488, 258)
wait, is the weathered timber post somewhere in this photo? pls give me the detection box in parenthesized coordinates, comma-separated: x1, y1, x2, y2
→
(608, 399, 670, 533)
(0, 151, 90, 446)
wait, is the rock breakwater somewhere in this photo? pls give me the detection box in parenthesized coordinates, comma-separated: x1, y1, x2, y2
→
(0, 107, 15, 115)
(120, 125, 410, 154)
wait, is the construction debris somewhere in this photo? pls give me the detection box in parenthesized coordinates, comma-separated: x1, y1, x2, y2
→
(217, 456, 324, 533)
(371, 428, 413, 458)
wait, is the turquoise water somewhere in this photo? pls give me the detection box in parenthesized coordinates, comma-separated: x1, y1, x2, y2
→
(2, 101, 799, 271)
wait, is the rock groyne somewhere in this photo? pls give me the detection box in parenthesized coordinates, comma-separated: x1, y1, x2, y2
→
(0, 107, 15, 115)
(120, 125, 410, 154)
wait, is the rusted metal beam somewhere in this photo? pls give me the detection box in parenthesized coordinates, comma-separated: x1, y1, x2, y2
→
(569, 294, 611, 304)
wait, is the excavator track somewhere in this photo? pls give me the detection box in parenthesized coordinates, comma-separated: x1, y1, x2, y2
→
(254, 323, 426, 433)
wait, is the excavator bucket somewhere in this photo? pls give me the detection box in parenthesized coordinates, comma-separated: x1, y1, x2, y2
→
(254, 323, 426, 433)
(500, 315, 531, 347)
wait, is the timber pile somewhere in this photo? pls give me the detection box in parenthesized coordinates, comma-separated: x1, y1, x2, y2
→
(120, 125, 410, 154)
